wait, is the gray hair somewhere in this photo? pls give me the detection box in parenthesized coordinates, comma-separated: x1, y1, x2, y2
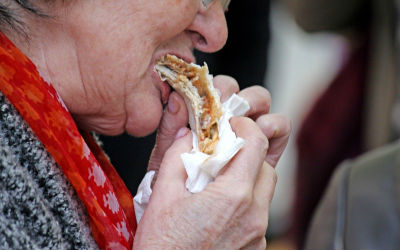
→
(0, 1, 46, 33)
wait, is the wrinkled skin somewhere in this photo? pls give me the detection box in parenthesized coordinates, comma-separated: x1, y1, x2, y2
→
(140, 76, 291, 250)
(10, 0, 227, 136)
(8, 0, 291, 249)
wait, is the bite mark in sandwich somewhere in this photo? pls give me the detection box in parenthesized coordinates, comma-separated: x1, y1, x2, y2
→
(155, 54, 222, 155)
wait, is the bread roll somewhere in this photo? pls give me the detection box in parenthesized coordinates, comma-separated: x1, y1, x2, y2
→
(155, 54, 222, 155)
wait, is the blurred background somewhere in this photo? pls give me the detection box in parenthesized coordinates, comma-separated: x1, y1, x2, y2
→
(101, 0, 399, 249)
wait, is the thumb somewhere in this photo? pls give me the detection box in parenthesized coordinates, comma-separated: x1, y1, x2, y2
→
(152, 127, 193, 197)
(148, 92, 188, 172)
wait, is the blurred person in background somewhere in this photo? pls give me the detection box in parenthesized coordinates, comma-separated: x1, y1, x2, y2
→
(285, 0, 400, 249)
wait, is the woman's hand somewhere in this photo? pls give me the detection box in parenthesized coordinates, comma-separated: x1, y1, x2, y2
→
(136, 76, 291, 249)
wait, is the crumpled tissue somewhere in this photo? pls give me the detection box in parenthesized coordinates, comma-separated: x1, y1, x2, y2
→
(133, 94, 250, 223)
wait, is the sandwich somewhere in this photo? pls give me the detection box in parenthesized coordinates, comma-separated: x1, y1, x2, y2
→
(155, 54, 222, 155)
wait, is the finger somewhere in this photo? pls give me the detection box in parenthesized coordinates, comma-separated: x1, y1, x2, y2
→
(148, 92, 188, 172)
(154, 127, 192, 193)
(239, 163, 275, 250)
(221, 117, 268, 188)
(238, 86, 271, 120)
(253, 162, 277, 211)
(212, 75, 240, 102)
(256, 114, 291, 167)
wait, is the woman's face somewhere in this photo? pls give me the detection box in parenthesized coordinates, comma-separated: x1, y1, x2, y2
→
(27, 0, 227, 136)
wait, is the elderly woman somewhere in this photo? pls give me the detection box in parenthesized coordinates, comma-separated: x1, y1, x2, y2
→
(0, 0, 290, 249)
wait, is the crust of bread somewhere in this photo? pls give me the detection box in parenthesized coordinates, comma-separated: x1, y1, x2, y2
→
(155, 54, 222, 154)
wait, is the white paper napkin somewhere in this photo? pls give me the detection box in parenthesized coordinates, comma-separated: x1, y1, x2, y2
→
(133, 170, 155, 222)
(133, 94, 250, 223)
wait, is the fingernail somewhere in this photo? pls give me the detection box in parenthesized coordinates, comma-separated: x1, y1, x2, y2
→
(168, 94, 180, 114)
(175, 127, 188, 139)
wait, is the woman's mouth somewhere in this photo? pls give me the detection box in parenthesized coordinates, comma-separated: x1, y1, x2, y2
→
(152, 52, 195, 105)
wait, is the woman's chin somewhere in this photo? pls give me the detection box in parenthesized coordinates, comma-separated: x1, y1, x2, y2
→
(124, 106, 162, 137)
(125, 119, 160, 137)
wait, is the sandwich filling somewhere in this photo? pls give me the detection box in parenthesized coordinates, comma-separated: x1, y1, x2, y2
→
(155, 54, 222, 154)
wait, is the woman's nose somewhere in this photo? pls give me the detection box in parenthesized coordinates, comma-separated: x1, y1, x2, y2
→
(187, 1, 228, 53)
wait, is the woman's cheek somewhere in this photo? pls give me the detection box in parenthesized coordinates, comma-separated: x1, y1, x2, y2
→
(150, 1, 198, 43)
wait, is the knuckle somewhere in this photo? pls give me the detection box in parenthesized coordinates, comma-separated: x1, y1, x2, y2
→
(250, 133, 269, 154)
(253, 86, 271, 106)
(248, 85, 270, 97)
(223, 75, 239, 90)
(259, 237, 267, 250)
(158, 123, 175, 138)
(226, 184, 252, 209)
(281, 114, 292, 130)
(147, 157, 161, 171)
(242, 237, 266, 250)
(148, 147, 162, 170)
(231, 115, 251, 124)
(265, 164, 278, 185)
(251, 220, 268, 239)
(242, 87, 271, 117)
(254, 85, 271, 99)
(265, 166, 278, 202)
(275, 114, 292, 135)
(230, 116, 269, 154)
(271, 168, 278, 185)
(230, 116, 252, 132)
(214, 75, 239, 91)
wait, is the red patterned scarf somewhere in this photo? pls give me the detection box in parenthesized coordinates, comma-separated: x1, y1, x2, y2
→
(0, 33, 137, 250)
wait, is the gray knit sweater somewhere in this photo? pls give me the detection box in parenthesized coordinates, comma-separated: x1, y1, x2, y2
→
(0, 91, 100, 250)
